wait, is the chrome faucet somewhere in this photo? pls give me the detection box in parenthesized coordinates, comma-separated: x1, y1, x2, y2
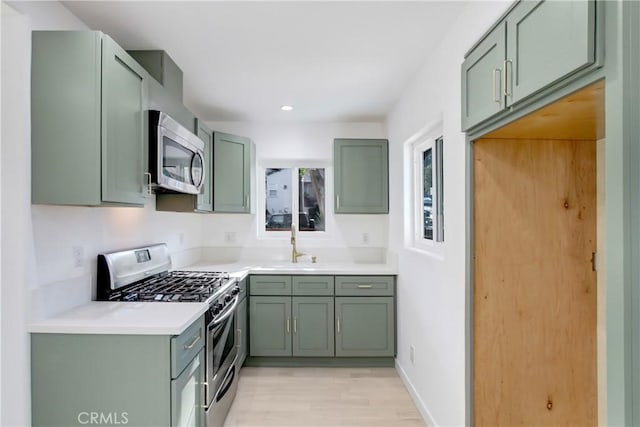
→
(290, 224, 305, 263)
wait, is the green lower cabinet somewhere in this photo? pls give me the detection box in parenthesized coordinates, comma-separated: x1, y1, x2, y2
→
(249, 296, 292, 356)
(31, 317, 205, 427)
(171, 349, 204, 427)
(292, 297, 335, 357)
(335, 297, 395, 357)
(249, 296, 335, 357)
(237, 294, 248, 367)
(248, 275, 396, 361)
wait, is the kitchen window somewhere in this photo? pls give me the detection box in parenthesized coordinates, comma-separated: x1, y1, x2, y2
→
(406, 126, 444, 253)
(264, 166, 326, 233)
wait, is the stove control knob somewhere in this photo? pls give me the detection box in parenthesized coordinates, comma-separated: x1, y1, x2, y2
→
(224, 294, 233, 303)
(212, 303, 223, 315)
(231, 287, 240, 295)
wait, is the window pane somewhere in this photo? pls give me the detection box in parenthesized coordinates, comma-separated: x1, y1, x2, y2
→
(423, 149, 433, 240)
(435, 137, 444, 242)
(299, 168, 325, 232)
(265, 168, 292, 231)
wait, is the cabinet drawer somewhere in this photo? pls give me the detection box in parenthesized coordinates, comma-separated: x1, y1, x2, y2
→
(292, 276, 334, 296)
(250, 275, 292, 295)
(171, 316, 205, 378)
(335, 276, 395, 296)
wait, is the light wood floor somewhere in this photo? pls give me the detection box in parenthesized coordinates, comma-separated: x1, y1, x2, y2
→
(223, 367, 425, 427)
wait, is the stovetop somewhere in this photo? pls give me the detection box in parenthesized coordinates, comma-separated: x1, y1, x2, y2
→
(97, 244, 237, 303)
(108, 270, 230, 303)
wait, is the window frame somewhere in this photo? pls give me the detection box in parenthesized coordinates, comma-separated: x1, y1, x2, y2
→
(404, 123, 444, 256)
(258, 160, 331, 240)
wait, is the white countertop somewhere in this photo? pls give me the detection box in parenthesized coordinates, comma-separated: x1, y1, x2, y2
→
(186, 261, 397, 277)
(29, 301, 209, 335)
(30, 261, 396, 335)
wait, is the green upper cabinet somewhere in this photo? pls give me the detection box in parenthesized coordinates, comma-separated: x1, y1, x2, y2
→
(32, 31, 148, 206)
(334, 139, 389, 214)
(461, 0, 600, 131)
(195, 120, 213, 212)
(461, 22, 506, 130)
(127, 50, 183, 100)
(213, 132, 253, 213)
(506, 0, 596, 104)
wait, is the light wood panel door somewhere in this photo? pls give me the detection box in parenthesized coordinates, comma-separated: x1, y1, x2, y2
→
(473, 138, 597, 426)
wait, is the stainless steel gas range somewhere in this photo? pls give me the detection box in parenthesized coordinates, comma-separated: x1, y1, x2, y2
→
(97, 243, 239, 427)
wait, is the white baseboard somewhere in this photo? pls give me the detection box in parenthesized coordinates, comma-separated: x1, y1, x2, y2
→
(395, 360, 438, 426)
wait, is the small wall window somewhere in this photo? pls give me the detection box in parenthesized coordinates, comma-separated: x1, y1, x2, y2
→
(409, 129, 444, 252)
(264, 167, 325, 233)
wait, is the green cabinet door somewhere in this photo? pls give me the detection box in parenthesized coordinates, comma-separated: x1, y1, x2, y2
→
(249, 296, 292, 356)
(31, 334, 171, 427)
(101, 35, 147, 205)
(171, 349, 205, 427)
(213, 132, 252, 213)
(506, 0, 596, 105)
(237, 295, 248, 367)
(292, 296, 335, 357)
(31, 31, 102, 205)
(335, 297, 395, 357)
(196, 119, 213, 212)
(461, 22, 506, 131)
(31, 32, 147, 206)
(334, 139, 389, 214)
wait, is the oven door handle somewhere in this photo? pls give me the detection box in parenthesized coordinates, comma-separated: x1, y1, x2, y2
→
(208, 295, 239, 328)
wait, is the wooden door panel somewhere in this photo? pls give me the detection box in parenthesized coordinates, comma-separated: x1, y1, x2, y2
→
(474, 138, 597, 426)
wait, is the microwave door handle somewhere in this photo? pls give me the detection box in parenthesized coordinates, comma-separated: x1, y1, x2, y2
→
(190, 152, 205, 188)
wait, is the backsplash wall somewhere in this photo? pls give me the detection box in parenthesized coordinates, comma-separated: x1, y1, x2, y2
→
(202, 121, 390, 260)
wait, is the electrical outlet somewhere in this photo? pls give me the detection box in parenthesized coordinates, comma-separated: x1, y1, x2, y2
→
(410, 345, 415, 364)
(72, 246, 84, 268)
(362, 232, 370, 245)
(225, 232, 237, 244)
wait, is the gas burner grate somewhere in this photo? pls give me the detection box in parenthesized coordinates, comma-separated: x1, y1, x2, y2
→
(112, 271, 231, 302)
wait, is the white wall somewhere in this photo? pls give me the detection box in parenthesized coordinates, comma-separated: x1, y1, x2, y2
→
(201, 121, 389, 263)
(386, 2, 510, 425)
(1, 3, 35, 425)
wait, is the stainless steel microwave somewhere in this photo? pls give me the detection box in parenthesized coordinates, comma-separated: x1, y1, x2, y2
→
(149, 110, 205, 195)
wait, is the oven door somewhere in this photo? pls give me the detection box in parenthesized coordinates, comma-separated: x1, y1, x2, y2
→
(205, 295, 238, 408)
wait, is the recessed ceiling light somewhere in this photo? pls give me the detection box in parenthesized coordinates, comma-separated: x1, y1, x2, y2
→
(280, 105, 294, 111)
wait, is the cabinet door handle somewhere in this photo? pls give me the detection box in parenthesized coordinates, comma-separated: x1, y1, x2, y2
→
(244, 194, 249, 208)
(286, 317, 290, 334)
(337, 195, 340, 210)
(492, 68, 501, 103)
(357, 284, 373, 289)
(503, 59, 512, 97)
(184, 334, 201, 350)
(293, 317, 297, 334)
(236, 328, 241, 349)
(336, 317, 340, 334)
(144, 172, 152, 196)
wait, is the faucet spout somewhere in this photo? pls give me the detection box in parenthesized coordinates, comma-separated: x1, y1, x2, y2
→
(291, 224, 304, 263)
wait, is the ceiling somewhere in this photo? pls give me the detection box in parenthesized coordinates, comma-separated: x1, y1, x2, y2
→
(61, 1, 468, 123)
